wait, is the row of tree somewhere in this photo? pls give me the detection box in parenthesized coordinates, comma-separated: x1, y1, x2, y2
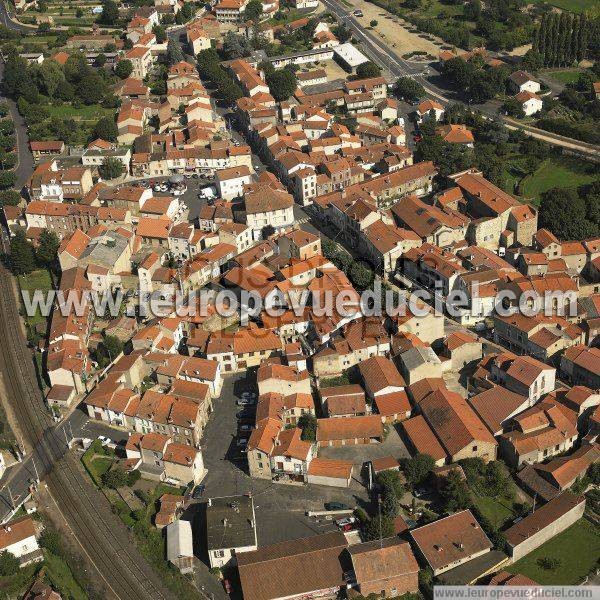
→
(533, 13, 589, 67)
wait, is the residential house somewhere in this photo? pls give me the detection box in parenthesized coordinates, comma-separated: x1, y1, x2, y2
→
(206, 495, 257, 568)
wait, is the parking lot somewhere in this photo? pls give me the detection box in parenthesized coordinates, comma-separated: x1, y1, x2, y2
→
(198, 372, 373, 546)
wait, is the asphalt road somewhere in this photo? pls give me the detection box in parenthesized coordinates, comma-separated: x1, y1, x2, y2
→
(0, 60, 35, 194)
(0, 1, 32, 32)
(322, 0, 600, 158)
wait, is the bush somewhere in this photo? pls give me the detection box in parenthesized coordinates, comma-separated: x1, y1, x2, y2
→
(128, 469, 141, 486)
(101, 467, 129, 489)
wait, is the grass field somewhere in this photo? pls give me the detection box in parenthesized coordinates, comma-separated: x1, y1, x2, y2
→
(473, 496, 516, 529)
(18, 269, 53, 327)
(532, 0, 597, 12)
(46, 104, 114, 121)
(519, 158, 599, 205)
(544, 69, 584, 84)
(506, 518, 600, 584)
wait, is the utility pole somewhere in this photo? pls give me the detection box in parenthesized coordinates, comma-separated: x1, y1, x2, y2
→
(378, 494, 383, 550)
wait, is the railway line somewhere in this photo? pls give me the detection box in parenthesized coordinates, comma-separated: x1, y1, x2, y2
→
(0, 268, 173, 600)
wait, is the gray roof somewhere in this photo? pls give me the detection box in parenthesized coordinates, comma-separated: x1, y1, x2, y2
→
(401, 346, 441, 371)
(79, 231, 130, 269)
(167, 519, 194, 561)
(206, 495, 257, 552)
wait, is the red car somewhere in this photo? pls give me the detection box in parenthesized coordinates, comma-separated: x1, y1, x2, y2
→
(222, 579, 232, 594)
(413, 134, 423, 142)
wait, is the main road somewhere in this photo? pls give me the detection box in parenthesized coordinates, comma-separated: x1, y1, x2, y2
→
(321, 0, 600, 159)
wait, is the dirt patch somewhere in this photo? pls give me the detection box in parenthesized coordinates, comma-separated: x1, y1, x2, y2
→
(345, 0, 444, 56)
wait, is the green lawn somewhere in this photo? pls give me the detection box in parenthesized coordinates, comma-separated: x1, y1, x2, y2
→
(506, 518, 600, 584)
(44, 553, 88, 600)
(18, 269, 53, 327)
(519, 158, 599, 205)
(473, 496, 516, 529)
(46, 104, 115, 121)
(544, 69, 584, 84)
(81, 441, 115, 486)
(532, 0, 596, 12)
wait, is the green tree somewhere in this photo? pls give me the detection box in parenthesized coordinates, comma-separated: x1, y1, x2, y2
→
(502, 97, 525, 118)
(99, 156, 125, 180)
(115, 59, 133, 79)
(32, 60, 66, 98)
(77, 72, 108, 105)
(394, 76, 425, 102)
(0, 551, 19, 576)
(0, 190, 20, 206)
(222, 31, 252, 60)
(244, 0, 263, 22)
(356, 61, 381, 79)
(97, 334, 124, 365)
(539, 187, 598, 240)
(218, 79, 244, 105)
(40, 527, 63, 556)
(101, 467, 129, 489)
(331, 24, 351, 43)
(403, 453, 434, 486)
(376, 469, 404, 497)
(99, 0, 119, 25)
(440, 469, 471, 514)
(152, 24, 167, 43)
(0, 170, 16, 190)
(369, 19, 378, 27)
(266, 68, 298, 102)
(363, 515, 395, 541)
(349, 261, 374, 290)
(298, 414, 317, 441)
(93, 116, 118, 142)
(9, 230, 35, 275)
(166, 38, 184, 65)
(381, 492, 400, 518)
(36, 229, 60, 269)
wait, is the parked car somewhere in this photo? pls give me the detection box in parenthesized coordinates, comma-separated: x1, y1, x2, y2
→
(325, 502, 350, 511)
(353, 9, 363, 16)
(237, 437, 248, 447)
(241, 391, 257, 399)
(335, 517, 356, 529)
(222, 579, 232, 594)
(98, 435, 112, 445)
(413, 487, 429, 498)
(192, 484, 205, 499)
(239, 424, 253, 432)
(236, 408, 255, 419)
(413, 134, 423, 142)
(236, 397, 256, 406)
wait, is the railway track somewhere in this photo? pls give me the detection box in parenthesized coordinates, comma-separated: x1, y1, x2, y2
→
(0, 269, 172, 600)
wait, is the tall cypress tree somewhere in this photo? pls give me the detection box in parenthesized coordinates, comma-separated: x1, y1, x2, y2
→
(577, 14, 588, 62)
(569, 15, 581, 62)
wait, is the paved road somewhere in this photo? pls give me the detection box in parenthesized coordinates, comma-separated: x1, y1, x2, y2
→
(0, 60, 34, 193)
(322, 0, 600, 158)
(0, 1, 33, 31)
